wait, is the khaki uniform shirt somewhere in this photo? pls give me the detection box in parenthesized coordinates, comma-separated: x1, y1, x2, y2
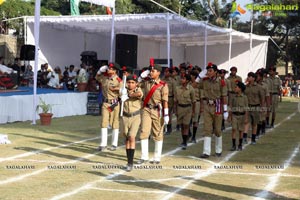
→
(142, 78, 169, 106)
(227, 74, 242, 93)
(190, 82, 201, 101)
(268, 76, 281, 94)
(175, 84, 196, 104)
(230, 93, 248, 113)
(96, 74, 122, 100)
(199, 77, 228, 100)
(258, 80, 270, 98)
(163, 77, 176, 97)
(244, 82, 264, 105)
(123, 87, 143, 113)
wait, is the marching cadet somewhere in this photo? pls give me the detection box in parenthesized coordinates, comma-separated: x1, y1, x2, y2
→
(174, 74, 196, 150)
(120, 74, 143, 172)
(266, 66, 281, 128)
(95, 63, 122, 151)
(190, 70, 202, 143)
(163, 68, 176, 134)
(121, 66, 133, 77)
(219, 69, 231, 131)
(243, 72, 265, 144)
(137, 64, 169, 164)
(228, 81, 248, 151)
(196, 62, 228, 158)
(227, 66, 242, 104)
(256, 69, 270, 136)
(172, 66, 181, 86)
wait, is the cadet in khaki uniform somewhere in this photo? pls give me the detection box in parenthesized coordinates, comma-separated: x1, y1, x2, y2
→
(229, 81, 248, 151)
(120, 75, 143, 172)
(95, 63, 122, 151)
(190, 70, 202, 143)
(163, 68, 176, 134)
(267, 66, 281, 128)
(256, 69, 270, 136)
(243, 72, 265, 145)
(138, 64, 169, 164)
(227, 66, 242, 104)
(174, 74, 196, 150)
(196, 63, 228, 158)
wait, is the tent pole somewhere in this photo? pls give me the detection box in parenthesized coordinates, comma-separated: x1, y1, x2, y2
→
(204, 21, 208, 67)
(228, 18, 232, 68)
(249, 19, 253, 72)
(32, 0, 41, 125)
(167, 13, 170, 68)
(109, 6, 115, 62)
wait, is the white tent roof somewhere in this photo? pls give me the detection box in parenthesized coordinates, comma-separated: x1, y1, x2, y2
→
(25, 13, 269, 46)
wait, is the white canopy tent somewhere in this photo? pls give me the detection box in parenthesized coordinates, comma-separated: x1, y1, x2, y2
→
(25, 13, 269, 80)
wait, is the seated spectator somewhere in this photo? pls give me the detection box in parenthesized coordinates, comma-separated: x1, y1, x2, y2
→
(47, 66, 62, 89)
(0, 58, 18, 89)
(22, 65, 34, 86)
(67, 65, 77, 90)
(37, 63, 50, 88)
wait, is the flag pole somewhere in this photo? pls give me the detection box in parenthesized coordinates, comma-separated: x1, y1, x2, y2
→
(109, 5, 115, 62)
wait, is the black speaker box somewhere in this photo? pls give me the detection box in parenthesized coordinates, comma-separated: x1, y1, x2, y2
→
(115, 34, 138, 68)
(80, 51, 97, 66)
(20, 45, 35, 60)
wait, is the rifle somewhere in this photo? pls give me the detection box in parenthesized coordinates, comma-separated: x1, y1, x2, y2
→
(120, 75, 127, 117)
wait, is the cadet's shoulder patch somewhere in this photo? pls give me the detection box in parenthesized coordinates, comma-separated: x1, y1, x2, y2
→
(117, 77, 122, 82)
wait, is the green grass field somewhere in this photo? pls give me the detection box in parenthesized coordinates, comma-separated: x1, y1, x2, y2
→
(0, 98, 299, 200)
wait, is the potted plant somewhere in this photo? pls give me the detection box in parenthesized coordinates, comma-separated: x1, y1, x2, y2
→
(36, 97, 54, 125)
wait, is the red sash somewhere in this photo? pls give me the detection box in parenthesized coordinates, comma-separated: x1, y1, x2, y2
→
(143, 81, 165, 107)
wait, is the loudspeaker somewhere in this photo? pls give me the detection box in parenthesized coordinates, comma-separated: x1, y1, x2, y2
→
(20, 45, 35, 60)
(115, 34, 138, 68)
(81, 51, 97, 66)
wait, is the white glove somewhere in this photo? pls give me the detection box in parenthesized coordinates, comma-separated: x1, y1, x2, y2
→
(140, 70, 150, 78)
(121, 94, 129, 102)
(164, 108, 169, 124)
(223, 105, 228, 120)
(99, 65, 108, 73)
(138, 77, 142, 82)
(195, 69, 207, 82)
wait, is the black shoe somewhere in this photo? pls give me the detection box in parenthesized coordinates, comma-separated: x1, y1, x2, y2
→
(182, 144, 187, 150)
(137, 159, 148, 164)
(251, 141, 256, 145)
(125, 164, 133, 172)
(243, 138, 248, 144)
(97, 146, 106, 151)
(191, 139, 197, 143)
(237, 145, 242, 151)
(200, 154, 209, 158)
(215, 152, 222, 157)
(109, 145, 117, 151)
(221, 126, 225, 131)
(230, 146, 236, 151)
(150, 160, 160, 164)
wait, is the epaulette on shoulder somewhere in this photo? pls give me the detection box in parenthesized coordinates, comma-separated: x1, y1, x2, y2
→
(159, 80, 166, 86)
(117, 77, 122, 82)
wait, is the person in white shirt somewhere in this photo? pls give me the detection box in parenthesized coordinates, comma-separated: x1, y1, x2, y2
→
(47, 67, 62, 89)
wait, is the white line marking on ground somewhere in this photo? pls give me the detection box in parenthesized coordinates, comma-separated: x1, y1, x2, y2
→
(161, 111, 297, 200)
(48, 131, 207, 200)
(0, 152, 99, 185)
(88, 187, 169, 194)
(254, 144, 300, 199)
(0, 136, 100, 163)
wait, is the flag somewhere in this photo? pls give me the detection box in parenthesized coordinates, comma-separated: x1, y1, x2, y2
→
(81, 0, 115, 8)
(70, 0, 80, 16)
(0, 0, 5, 5)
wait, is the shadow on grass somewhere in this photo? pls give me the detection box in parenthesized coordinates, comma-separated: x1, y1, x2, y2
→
(192, 179, 296, 200)
(107, 174, 235, 200)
